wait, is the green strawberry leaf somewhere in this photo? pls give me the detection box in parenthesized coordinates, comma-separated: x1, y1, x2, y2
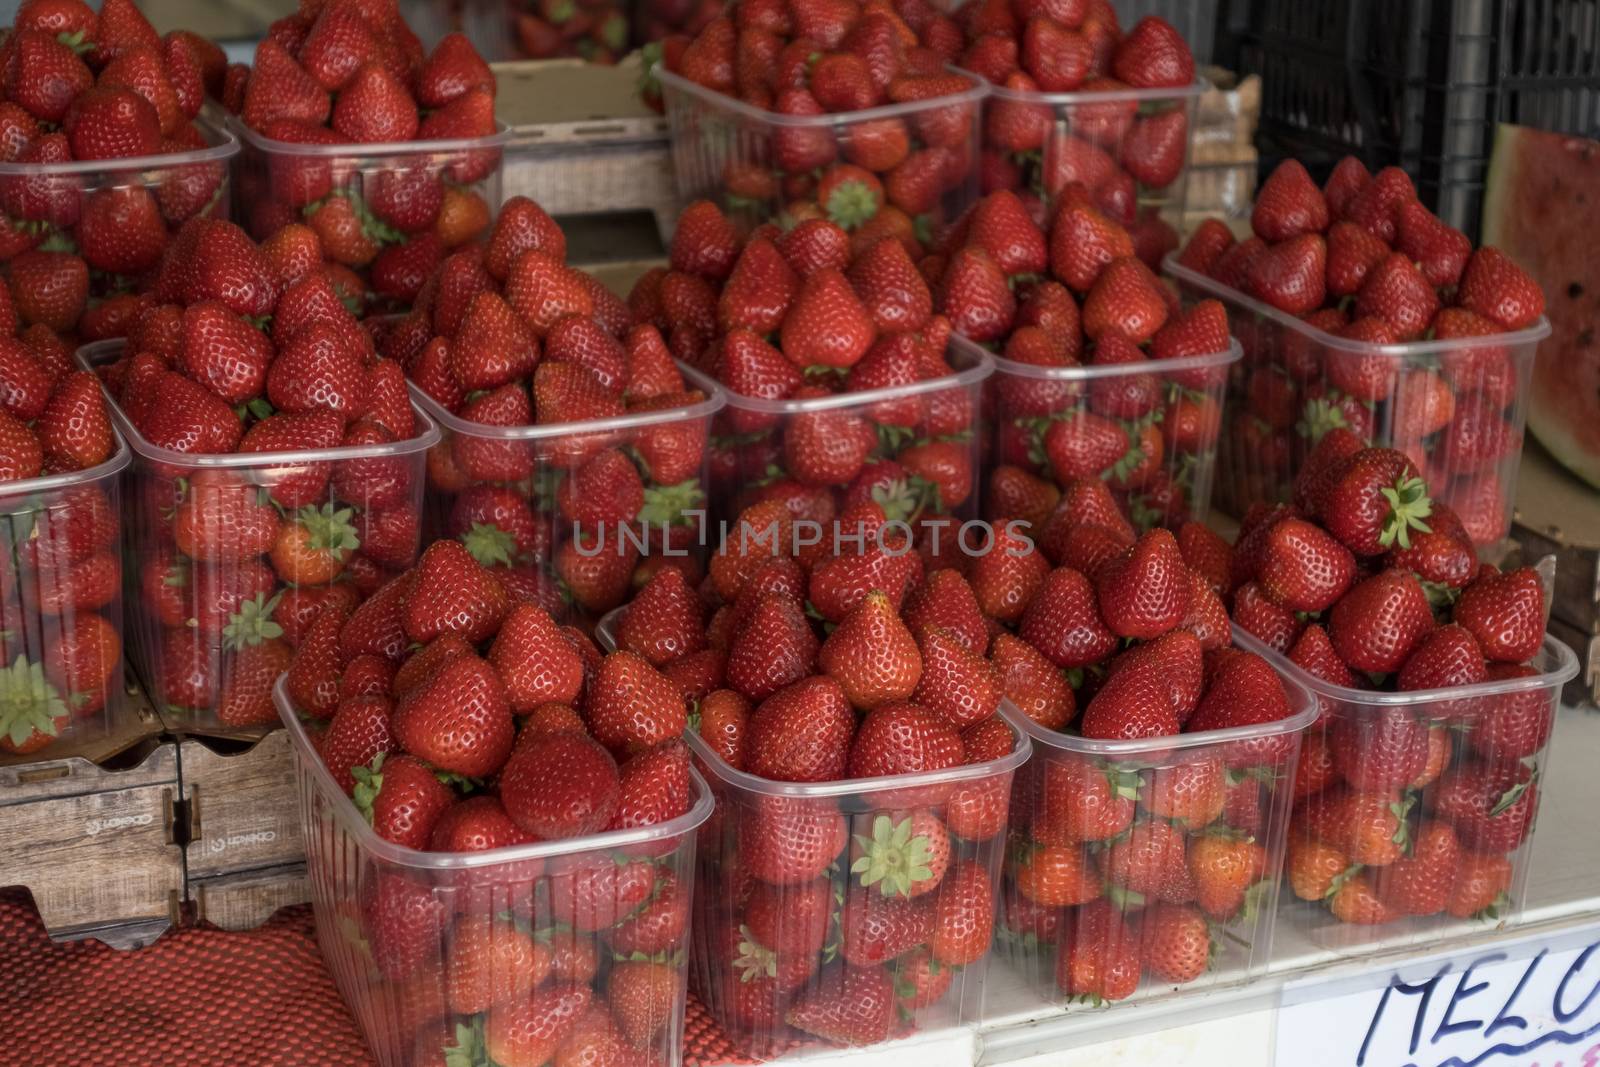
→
(850, 813, 935, 898)
(220, 591, 285, 652)
(0, 654, 67, 747)
(461, 522, 519, 569)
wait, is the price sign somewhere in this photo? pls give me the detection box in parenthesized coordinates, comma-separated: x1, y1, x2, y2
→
(1275, 922, 1600, 1067)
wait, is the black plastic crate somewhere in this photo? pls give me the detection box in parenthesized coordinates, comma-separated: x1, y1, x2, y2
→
(1216, 0, 1600, 238)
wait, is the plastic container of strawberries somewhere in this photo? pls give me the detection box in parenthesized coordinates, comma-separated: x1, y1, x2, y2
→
(970, 77, 1206, 230)
(993, 668, 1317, 1008)
(658, 67, 988, 233)
(77, 339, 440, 734)
(0, 117, 237, 312)
(956, 333, 1240, 530)
(1163, 255, 1552, 543)
(710, 340, 994, 544)
(273, 675, 715, 1067)
(0, 434, 130, 758)
(228, 118, 513, 310)
(1233, 627, 1579, 954)
(408, 367, 725, 623)
(596, 603, 1031, 1055)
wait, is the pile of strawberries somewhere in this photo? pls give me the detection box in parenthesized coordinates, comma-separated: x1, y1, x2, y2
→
(0, 0, 231, 317)
(1223, 439, 1554, 928)
(601, 500, 1023, 1050)
(656, 0, 983, 227)
(379, 196, 713, 618)
(925, 188, 1231, 529)
(950, 7, 1198, 218)
(513, 0, 634, 62)
(225, 0, 501, 308)
(634, 0, 721, 49)
(287, 539, 702, 1067)
(1174, 158, 1547, 542)
(0, 331, 122, 754)
(626, 199, 979, 545)
(88, 216, 426, 727)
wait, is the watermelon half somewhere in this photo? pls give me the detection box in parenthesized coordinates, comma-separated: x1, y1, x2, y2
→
(1483, 123, 1600, 489)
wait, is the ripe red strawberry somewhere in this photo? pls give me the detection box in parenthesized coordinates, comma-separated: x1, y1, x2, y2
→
(1321, 448, 1434, 555)
(1093, 528, 1189, 639)
(1082, 255, 1168, 342)
(488, 602, 584, 712)
(1140, 903, 1209, 984)
(817, 591, 923, 710)
(786, 965, 895, 1046)
(912, 627, 1002, 728)
(1453, 566, 1545, 664)
(389, 653, 513, 778)
(1328, 569, 1436, 674)
(1434, 761, 1537, 854)
(938, 245, 1016, 341)
(1247, 232, 1326, 316)
(848, 700, 963, 778)
(402, 539, 508, 644)
(1287, 623, 1359, 687)
(780, 267, 876, 369)
(7, 30, 93, 125)
(1457, 247, 1545, 331)
(1355, 252, 1439, 341)
(1252, 159, 1330, 242)
(586, 651, 688, 753)
(725, 590, 818, 702)
(1112, 15, 1193, 88)
(484, 984, 592, 1067)
(745, 675, 855, 782)
(1256, 517, 1356, 613)
(499, 730, 620, 838)
(351, 752, 455, 850)
(927, 861, 993, 965)
(1015, 565, 1115, 669)
(741, 793, 850, 885)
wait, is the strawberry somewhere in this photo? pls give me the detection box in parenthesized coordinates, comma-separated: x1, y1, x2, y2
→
(740, 793, 850, 885)
(499, 730, 620, 838)
(990, 632, 1075, 730)
(1448, 852, 1513, 919)
(839, 889, 932, 967)
(1081, 255, 1168, 342)
(1453, 566, 1545, 664)
(780, 267, 876, 369)
(489, 602, 584, 712)
(912, 627, 1002, 728)
(848, 700, 963, 777)
(1323, 155, 1371, 219)
(1434, 761, 1537, 854)
(1328, 704, 1430, 791)
(484, 985, 592, 1067)
(1330, 871, 1395, 925)
(242, 38, 331, 129)
(1288, 623, 1360, 687)
(401, 539, 508, 644)
(1328, 569, 1436, 674)
(938, 246, 1016, 341)
(746, 675, 855, 782)
(725, 591, 818, 701)
(785, 966, 895, 1046)
(390, 652, 514, 777)
(446, 916, 553, 1016)
(1456, 247, 1545, 331)
(1468, 663, 1553, 762)
(1320, 448, 1433, 555)
(818, 590, 923, 709)
(417, 32, 493, 108)
(351, 752, 455, 850)
(928, 861, 993, 965)
(1251, 160, 1330, 242)
(1111, 15, 1193, 88)
(1355, 252, 1438, 341)
(1013, 841, 1100, 907)
(1017, 565, 1117, 668)
(607, 960, 681, 1050)
(586, 651, 689, 753)
(1256, 516, 1356, 613)
(1247, 232, 1326, 316)
(1093, 528, 1189, 639)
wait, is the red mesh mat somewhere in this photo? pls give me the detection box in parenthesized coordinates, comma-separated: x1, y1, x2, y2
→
(0, 890, 750, 1066)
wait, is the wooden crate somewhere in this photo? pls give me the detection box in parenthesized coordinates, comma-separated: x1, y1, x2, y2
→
(178, 730, 304, 882)
(0, 739, 184, 946)
(190, 864, 310, 932)
(495, 56, 676, 238)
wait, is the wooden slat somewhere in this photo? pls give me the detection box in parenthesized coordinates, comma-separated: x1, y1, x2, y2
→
(191, 864, 310, 932)
(0, 740, 183, 937)
(179, 730, 305, 880)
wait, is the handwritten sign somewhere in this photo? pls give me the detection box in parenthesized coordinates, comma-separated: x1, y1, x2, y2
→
(1276, 922, 1600, 1067)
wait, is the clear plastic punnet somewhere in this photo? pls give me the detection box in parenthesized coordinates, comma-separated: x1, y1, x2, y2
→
(408, 368, 725, 626)
(78, 340, 440, 734)
(230, 117, 512, 312)
(594, 608, 1032, 1056)
(710, 340, 993, 553)
(992, 666, 1317, 1009)
(659, 67, 988, 233)
(968, 77, 1205, 238)
(0, 435, 130, 758)
(0, 117, 237, 318)
(1165, 254, 1551, 544)
(1234, 627, 1579, 955)
(957, 333, 1240, 531)
(274, 676, 714, 1067)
